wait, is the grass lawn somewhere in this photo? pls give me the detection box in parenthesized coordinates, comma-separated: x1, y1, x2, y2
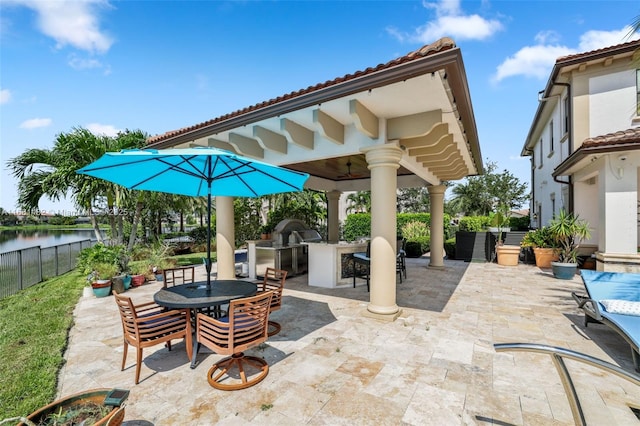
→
(0, 271, 85, 420)
(0, 250, 211, 420)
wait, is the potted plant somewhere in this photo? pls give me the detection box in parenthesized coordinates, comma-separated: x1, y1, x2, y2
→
(88, 262, 117, 297)
(259, 224, 272, 240)
(521, 226, 558, 268)
(548, 209, 591, 279)
(492, 204, 520, 266)
(111, 249, 132, 293)
(148, 243, 173, 280)
(17, 388, 128, 426)
(129, 263, 147, 287)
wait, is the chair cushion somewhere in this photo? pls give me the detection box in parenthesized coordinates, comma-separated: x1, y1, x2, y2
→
(600, 299, 640, 316)
(353, 252, 369, 261)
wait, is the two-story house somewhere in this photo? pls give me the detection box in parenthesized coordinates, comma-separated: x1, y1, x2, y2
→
(521, 39, 640, 272)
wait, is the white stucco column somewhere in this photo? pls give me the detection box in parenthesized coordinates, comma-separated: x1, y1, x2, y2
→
(361, 144, 403, 321)
(216, 196, 236, 280)
(427, 185, 446, 269)
(590, 156, 638, 257)
(326, 190, 341, 244)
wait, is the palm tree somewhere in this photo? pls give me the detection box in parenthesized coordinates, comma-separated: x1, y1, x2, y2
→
(7, 127, 147, 242)
(346, 191, 371, 214)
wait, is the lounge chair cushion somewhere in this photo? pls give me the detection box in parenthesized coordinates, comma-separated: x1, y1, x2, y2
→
(600, 299, 640, 316)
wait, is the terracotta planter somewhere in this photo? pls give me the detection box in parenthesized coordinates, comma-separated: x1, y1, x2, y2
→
(19, 388, 127, 426)
(131, 274, 146, 287)
(496, 244, 520, 266)
(533, 247, 559, 268)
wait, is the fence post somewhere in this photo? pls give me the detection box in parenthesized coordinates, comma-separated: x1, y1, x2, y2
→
(54, 246, 59, 276)
(17, 249, 23, 291)
(38, 246, 43, 283)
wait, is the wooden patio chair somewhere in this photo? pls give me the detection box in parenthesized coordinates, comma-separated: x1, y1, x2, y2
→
(257, 267, 287, 336)
(162, 266, 195, 288)
(196, 291, 273, 390)
(114, 293, 193, 384)
(396, 237, 407, 282)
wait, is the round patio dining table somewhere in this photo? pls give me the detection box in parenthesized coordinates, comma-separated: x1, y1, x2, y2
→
(153, 280, 257, 368)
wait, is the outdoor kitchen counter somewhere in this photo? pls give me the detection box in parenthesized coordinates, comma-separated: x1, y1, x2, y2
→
(246, 240, 307, 279)
(306, 241, 368, 288)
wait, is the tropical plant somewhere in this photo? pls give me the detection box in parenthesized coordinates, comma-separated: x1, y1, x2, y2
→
(548, 209, 591, 263)
(77, 243, 126, 274)
(7, 127, 148, 244)
(401, 220, 430, 241)
(346, 191, 371, 214)
(87, 262, 117, 283)
(521, 226, 557, 249)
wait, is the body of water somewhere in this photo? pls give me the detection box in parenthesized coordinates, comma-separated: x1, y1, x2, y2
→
(0, 229, 102, 253)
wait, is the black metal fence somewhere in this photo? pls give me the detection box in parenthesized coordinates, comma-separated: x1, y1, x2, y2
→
(0, 239, 96, 299)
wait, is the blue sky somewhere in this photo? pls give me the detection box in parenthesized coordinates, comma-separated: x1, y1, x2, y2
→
(1, 0, 639, 215)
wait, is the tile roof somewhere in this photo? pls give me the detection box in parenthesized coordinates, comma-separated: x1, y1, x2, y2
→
(582, 127, 640, 148)
(147, 38, 456, 145)
(556, 38, 640, 64)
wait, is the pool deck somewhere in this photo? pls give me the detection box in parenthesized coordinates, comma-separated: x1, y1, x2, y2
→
(57, 257, 640, 425)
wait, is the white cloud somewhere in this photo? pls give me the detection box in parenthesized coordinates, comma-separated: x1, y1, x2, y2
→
(20, 118, 52, 129)
(493, 26, 640, 83)
(68, 55, 103, 70)
(0, 89, 11, 104)
(493, 45, 575, 82)
(86, 123, 119, 137)
(534, 30, 561, 45)
(579, 26, 640, 51)
(413, 0, 504, 42)
(8, 0, 113, 53)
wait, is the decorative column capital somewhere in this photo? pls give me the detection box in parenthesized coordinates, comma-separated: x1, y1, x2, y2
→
(427, 184, 446, 196)
(326, 190, 341, 201)
(361, 144, 403, 169)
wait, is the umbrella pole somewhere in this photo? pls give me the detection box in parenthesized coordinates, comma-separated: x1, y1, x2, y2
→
(206, 188, 212, 289)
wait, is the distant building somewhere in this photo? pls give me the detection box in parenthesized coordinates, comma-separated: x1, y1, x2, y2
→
(521, 39, 640, 272)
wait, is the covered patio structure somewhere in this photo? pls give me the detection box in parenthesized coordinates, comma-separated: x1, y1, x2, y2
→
(147, 37, 483, 321)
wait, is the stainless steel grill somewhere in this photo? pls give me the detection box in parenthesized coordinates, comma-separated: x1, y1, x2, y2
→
(250, 219, 322, 278)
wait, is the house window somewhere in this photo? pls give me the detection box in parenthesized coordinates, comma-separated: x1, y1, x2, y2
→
(539, 138, 543, 167)
(550, 193, 556, 219)
(563, 97, 569, 134)
(549, 120, 554, 153)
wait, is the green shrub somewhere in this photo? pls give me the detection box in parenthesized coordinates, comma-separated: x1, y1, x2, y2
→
(401, 220, 430, 241)
(415, 236, 430, 253)
(510, 216, 530, 231)
(77, 243, 127, 274)
(189, 226, 210, 244)
(344, 212, 452, 241)
(521, 226, 556, 248)
(444, 238, 456, 259)
(404, 241, 423, 258)
(459, 216, 490, 232)
(397, 213, 430, 233)
(343, 213, 371, 241)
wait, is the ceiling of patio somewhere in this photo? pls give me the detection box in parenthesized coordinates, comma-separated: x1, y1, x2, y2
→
(147, 38, 482, 192)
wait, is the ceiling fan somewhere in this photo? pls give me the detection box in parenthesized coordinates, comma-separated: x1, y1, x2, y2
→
(337, 159, 364, 179)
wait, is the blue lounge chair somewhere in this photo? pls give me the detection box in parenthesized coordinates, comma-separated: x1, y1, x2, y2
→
(572, 270, 640, 372)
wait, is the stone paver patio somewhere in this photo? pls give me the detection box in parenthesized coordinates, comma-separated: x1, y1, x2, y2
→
(57, 258, 640, 425)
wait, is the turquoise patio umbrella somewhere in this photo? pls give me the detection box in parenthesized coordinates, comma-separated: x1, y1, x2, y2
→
(77, 147, 309, 288)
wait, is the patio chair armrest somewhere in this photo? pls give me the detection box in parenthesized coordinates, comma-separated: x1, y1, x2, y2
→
(571, 291, 603, 321)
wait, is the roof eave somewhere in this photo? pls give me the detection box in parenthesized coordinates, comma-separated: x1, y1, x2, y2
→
(147, 47, 483, 174)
